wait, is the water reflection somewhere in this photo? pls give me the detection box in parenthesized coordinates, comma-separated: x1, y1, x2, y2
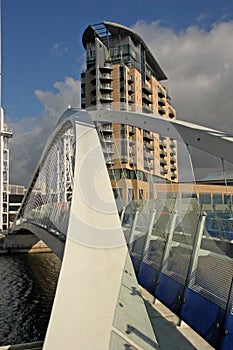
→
(0, 253, 61, 346)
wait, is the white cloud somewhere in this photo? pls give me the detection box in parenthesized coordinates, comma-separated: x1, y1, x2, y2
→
(8, 20, 233, 186)
(131, 20, 233, 180)
(50, 42, 69, 57)
(131, 20, 233, 132)
(9, 77, 81, 186)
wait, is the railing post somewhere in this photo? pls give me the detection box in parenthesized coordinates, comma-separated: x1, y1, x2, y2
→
(186, 211, 207, 286)
(160, 210, 178, 271)
(141, 209, 157, 260)
(128, 208, 140, 249)
(120, 206, 126, 224)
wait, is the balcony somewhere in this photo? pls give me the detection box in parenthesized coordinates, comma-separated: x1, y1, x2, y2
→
(1, 127, 13, 138)
(129, 126, 136, 135)
(103, 147, 114, 155)
(160, 158, 167, 165)
(142, 83, 152, 95)
(170, 140, 176, 148)
(169, 108, 176, 119)
(142, 105, 153, 114)
(160, 166, 168, 175)
(159, 149, 167, 157)
(100, 83, 113, 92)
(144, 141, 154, 150)
(158, 106, 166, 115)
(159, 140, 167, 148)
(99, 123, 113, 133)
(99, 73, 113, 82)
(128, 86, 134, 94)
(170, 156, 176, 163)
(144, 150, 154, 160)
(91, 85, 96, 93)
(129, 137, 135, 145)
(170, 149, 176, 156)
(144, 160, 154, 170)
(158, 97, 166, 106)
(171, 172, 177, 180)
(128, 97, 135, 104)
(102, 135, 114, 144)
(158, 88, 166, 98)
(129, 156, 135, 165)
(100, 94, 113, 103)
(143, 130, 153, 141)
(99, 63, 113, 72)
(91, 96, 97, 104)
(105, 157, 115, 165)
(128, 75, 134, 84)
(171, 163, 177, 170)
(142, 93, 153, 104)
(91, 75, 96, 83)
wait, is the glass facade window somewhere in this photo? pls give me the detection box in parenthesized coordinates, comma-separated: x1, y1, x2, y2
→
(128, 188, 134, 201)
(224, 194, 232, 205)
(199, 193, 211, 204)
(87, 49, 96, 61)
(136, 170, 144, 181)
(182, 193, 197, 199)
(213, 193, 223, 204)
(139, 189, 143, 200)
(113, 188, 122, 199)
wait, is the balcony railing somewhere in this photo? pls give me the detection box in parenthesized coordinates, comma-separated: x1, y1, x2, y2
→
(99, 124, 113, 133)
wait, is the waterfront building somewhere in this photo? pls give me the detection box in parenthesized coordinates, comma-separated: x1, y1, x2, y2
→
(8, 184, 26, 227)
(0, 108, 12, 231)
(81, 22, 178, 201)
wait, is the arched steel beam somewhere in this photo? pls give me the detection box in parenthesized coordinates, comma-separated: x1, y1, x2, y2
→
(89, 109, 233, 164)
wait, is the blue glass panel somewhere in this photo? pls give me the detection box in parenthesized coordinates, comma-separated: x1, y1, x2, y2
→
(181, 288, 224, 348)
(221, 313, 233, 350)
(138, 262, 158, 293)
(155, 272, 183, 314)
(130, 256, 141, 274)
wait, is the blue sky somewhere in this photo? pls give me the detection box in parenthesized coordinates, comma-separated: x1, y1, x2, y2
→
(2, 0, 233, 120)
(1, 0, 233, 185)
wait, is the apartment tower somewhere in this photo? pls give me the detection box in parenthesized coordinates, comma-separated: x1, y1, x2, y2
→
(0, 108, 12, 231)
(81, 22, 177, 201)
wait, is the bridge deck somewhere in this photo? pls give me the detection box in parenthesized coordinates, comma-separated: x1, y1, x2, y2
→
(0, 289, 213, 350)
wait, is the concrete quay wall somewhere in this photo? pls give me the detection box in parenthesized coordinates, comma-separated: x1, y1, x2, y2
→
(0, 234, 51, 254)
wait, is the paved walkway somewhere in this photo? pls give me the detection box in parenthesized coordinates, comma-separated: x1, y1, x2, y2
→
(0, 289, 214, 350)
(140, 287, 214, 349)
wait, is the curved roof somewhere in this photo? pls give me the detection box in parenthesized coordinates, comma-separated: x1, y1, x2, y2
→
(82, 21, 167, 81)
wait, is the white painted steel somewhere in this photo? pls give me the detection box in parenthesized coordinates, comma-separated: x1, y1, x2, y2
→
(12, 108, 233, 349)
(43, 112, 158, 349)
(89, 109, 233, 163)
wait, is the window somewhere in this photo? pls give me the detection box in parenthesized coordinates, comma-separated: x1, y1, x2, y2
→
(136, 171, 144, 181)
(224, 194, 232, 205)
(182, 193, 197, 199)
(113, 188, 122, 199)
(213, 193, 223, 204)
(128, 188, 134, 201)
(199, 193, 211, 204)
(139, 189, 143, 200)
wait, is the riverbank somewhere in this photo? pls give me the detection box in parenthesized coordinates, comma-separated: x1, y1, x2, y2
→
(0, 234, 52, 254)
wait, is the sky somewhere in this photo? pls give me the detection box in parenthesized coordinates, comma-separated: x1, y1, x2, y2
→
(1, 0, 233, 186)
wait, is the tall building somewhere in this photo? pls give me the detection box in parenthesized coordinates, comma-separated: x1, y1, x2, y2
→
(81, 22, 178, 201)
(0, 5, 13, 231)
(8, 184, 26, 227)
(0, 108, 12, 231)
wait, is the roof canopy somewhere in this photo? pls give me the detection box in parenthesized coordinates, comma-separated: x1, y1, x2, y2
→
(82, 21, 167, 81)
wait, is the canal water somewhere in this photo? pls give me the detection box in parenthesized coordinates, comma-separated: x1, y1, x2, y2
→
(0, 252, 61, 346)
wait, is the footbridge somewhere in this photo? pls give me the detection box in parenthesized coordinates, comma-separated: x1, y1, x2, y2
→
(10, 107, 233, 349)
